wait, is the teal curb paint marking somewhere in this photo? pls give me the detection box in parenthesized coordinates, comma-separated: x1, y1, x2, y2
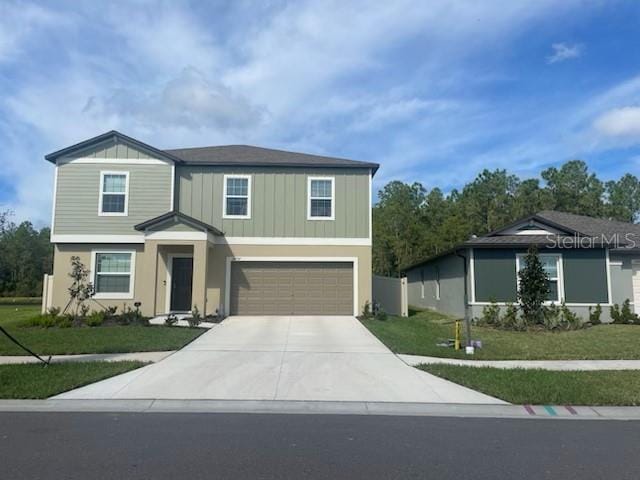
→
(543, 406, 557, 416)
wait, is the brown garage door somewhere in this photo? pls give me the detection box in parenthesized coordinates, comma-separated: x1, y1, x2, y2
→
(230, 261, 354, 315)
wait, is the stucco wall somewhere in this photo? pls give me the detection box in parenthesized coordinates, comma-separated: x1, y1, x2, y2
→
(406, 252, 467, 318)
(205, 243, 372, 316)
(50, 242, 372, 318)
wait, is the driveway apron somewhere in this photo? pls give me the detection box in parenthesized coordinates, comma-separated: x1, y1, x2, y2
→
(55, 316, 503, 404)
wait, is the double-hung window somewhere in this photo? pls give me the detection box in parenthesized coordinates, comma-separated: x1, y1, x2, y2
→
(516, 253, 562, 303)
(223, 175, 251, 218)
(93, 251, 135, 299)
(308, 177, 334, 220)
(99, 172, 129, 216)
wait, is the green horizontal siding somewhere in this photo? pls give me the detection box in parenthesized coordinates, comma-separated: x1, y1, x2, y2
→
(176, 166, 370, 238)
(54, 162, 172, 235)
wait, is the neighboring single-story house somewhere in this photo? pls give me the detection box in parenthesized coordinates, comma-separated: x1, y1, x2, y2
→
(404, 211, 640, 322)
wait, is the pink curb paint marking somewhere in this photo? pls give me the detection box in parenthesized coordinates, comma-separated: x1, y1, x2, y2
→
(523, 405, 536, 415)
(565, 405, 578, 415)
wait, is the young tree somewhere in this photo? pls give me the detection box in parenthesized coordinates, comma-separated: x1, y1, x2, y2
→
(517, 246, 550, 325)
(65, 256, 94, 318)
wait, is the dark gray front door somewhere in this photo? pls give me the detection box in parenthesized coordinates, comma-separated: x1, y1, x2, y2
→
(170, 257, 193, 312)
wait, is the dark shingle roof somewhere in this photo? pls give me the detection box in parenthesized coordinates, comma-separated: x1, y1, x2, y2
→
(45, 131, 379, 174)
(536, 210, 640, 239)
(404, 210, 640, 272)
(164, 145, 379, 173)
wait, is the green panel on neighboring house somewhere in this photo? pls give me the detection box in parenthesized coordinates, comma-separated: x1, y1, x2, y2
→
(562, 248, 608, 303)
(474, 249, 517, 302)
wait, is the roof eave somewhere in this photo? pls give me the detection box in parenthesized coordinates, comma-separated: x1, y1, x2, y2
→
(44, 130, 185, 165)
(134, 211, 224, 236)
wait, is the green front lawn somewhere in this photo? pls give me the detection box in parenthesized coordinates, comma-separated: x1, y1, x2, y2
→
(362, 309, 640, 360)
(0, 361, 146, 399)
(0, 305, 204, 355)
(421, 364, 640, 405)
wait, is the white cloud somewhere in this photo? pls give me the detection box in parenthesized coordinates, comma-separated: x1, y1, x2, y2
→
(83, 68, 266, 131)
(0, 2, 66, 62)
(593, 106, 640, 139)
(547, 42, 582, 64)
(0, 0, 602, 226)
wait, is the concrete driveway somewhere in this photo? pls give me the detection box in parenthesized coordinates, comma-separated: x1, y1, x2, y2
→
(56, 316, 503, 403)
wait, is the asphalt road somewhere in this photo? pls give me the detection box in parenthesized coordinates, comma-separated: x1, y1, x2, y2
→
(1, 412, 639, 479)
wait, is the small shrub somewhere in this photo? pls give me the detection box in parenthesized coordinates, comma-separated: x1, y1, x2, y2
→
(117, 305, 148, 326)
(187, 305, 202, 327)
(543, 303, 561, 330)
(477, 301, 500, 326)
(47, 307, 61, 317)
(374, 304, 387, 321)
(589, 304, 602, 325)
(501, 303, 524, 331)
(360, 301, 373, 320)
(559, 303, 581, 330)
(85, 310, 106, 327)
(611, 299, 638, 324)
(165, 314, 178, 326)
(56, 316, 73, 328)
(26, 312, 72, 328)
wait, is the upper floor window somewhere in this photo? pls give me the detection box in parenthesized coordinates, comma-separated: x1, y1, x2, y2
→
(223, 175, 251, 219)
(308, 177, 334, 220)
(516, 253, 562, 303)
(99, 171, 129, 216)
(92, 251, 135, 299)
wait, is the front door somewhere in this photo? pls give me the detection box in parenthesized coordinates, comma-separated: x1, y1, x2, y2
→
(170, 257, 193, 312)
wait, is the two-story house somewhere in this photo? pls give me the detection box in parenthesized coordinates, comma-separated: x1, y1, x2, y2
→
(45, 131, 377, 317)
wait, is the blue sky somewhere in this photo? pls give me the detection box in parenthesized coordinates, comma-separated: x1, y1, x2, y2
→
(2, 0, 640, 226)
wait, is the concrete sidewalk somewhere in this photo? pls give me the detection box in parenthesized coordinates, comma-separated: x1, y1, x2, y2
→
(399, 354, 640, 371)
(0, 351, 173, 365)
(1, 399, 640, 420)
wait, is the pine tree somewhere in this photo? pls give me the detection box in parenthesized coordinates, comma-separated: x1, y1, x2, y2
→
(517, 246, 549, 325)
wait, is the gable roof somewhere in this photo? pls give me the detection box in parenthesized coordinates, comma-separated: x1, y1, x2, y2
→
(45, 130, 379, 174)
(404, 210, 640, 272)
(134, 211, 223, 236)
(44, 130, 185, 164)
(164, 145, 379, 174)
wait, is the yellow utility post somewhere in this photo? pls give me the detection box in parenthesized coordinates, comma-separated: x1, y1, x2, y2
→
(454, 320, 461, 350)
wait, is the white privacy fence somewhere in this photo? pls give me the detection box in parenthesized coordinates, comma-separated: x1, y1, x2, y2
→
(41, 274, 54, 313)
(372, 275, 408, 317)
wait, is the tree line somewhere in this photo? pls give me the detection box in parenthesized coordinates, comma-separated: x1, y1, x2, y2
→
(373, 160, 640, 276)
(0, 210, 53, 297)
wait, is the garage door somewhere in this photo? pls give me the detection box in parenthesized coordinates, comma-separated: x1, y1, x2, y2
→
(230, 261, 354, 315)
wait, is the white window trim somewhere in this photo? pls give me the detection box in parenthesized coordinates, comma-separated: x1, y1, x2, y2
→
(98, 171, 129, 217)
(223, 174, 252, 219)
(307, 176, 335, 220)
(90, 249, 136, 300)
(515, 253, 564, 304)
